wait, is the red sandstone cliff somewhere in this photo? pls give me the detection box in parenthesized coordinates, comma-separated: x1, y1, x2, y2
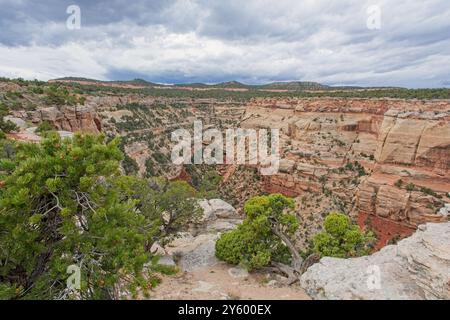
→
(32, 105, 102, 134)
(241, 97, 450, 248)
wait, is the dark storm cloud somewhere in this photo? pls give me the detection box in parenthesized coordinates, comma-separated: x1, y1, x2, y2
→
(0, 0, 176, 45)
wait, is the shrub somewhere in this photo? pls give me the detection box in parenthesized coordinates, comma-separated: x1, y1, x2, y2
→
(215, 194, 297, 270)
(43, 84, 83, 106)
(0, 133, 199, 299)
(0, 103, 18, 133)
(420, 186, 441, 198)
(36, 121, 54, 133)
(395, 179, 403, 188)
(313, 212, 375, 258)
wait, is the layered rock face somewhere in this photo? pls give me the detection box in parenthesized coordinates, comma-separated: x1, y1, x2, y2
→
(241, 98, 450, 247)
(32, 105, 102, 134)
(9, 87, 448, 250)
(300, 222, 450, 300)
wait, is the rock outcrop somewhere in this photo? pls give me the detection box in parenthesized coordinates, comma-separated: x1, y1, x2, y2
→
(4, 116, 27, 129)
(197, 199, 241, 232)
(241, 97, 450, 248)
(32, 105, 102, 134)
(163, 199, 242, 272)
(300, 222, 450, 300)
(439, 203, 450, 217)
(166, 233, 221, 272)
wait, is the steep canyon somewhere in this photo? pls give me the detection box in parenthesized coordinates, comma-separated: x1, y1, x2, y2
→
(4, 82, 450, 250)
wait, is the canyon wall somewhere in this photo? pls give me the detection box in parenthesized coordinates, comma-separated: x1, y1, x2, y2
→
(11, 105, 102, 134)
(241, 98, 450, 248)
(8, 86, 449, 249)
(35, 106, 102, 133)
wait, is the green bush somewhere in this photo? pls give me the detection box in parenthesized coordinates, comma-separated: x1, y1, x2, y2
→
(0, 120, 17, 133)
(313, 212, 375, 258)
(394, 179, 403, 188)
(0, 103, 18, 134)
(215, 194, 297, 270)
(150, 256, 178, 275)
(36, 121, 54, 133)
(420, 186, 441, 198)
(43, 84, 84, 106)
(0, 133, 199, 299)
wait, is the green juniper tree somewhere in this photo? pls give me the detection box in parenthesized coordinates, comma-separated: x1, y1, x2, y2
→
(313, 212, 375, 258)
(215, 194, 319, 284)
(0, 133, 198, 299)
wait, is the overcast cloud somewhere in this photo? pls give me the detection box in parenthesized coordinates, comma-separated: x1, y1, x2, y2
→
(0, 0, 449, 87)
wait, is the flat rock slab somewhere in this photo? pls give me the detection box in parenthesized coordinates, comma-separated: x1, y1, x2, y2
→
(167, 233, 220, 272)
(300, 222, 450, 300)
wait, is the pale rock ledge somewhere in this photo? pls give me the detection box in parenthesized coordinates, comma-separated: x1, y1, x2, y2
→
(300, 222, 450, 300)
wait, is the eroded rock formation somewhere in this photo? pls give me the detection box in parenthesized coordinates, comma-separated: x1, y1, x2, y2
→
(32, 105, 102, 134)
(159, 199, 242, 272)
(300, 222, 450, 300)
(241, 97, 450, 248)
(7, 85, 449, 250)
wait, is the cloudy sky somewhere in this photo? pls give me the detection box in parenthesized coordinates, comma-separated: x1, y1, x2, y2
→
(0, 0, 449, 87)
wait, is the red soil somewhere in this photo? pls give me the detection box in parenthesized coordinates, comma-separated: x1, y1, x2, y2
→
(358, 211, 416, 251)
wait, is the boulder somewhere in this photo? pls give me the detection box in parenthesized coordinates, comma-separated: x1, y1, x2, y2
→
(150, 243, 166, 255)
(167, 233, 220, 272)
(197, 199, 241, 233)
(4, 116, 27, 129)
(39, 107, 62, 122)
(157, 255, 176, 267)
(198, 199, 238, 221)
(228, 266, 249, 279)
(438, 205, 450, 217)
(206, 219, 242, 233)
(164, 199, 241, 272)
(300, 222, 450, 300)
(279, 159, 296, 173)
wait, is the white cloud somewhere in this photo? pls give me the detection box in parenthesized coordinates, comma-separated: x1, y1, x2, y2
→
(0, 0, 449, 87)
(0, 44, 108, 80)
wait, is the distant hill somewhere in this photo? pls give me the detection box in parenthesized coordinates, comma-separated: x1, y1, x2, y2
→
(173, 81, 250, 89)
(116, 78, 162, 87)
(257, 81, 330, 91)
(173, 82, 210, 88)
(51, 77, 400, 92)
(53, 77, 163, 87)
(54, 77, 103, 83)
(174, 81, 329, 90)
(213, 81, 249, 89)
